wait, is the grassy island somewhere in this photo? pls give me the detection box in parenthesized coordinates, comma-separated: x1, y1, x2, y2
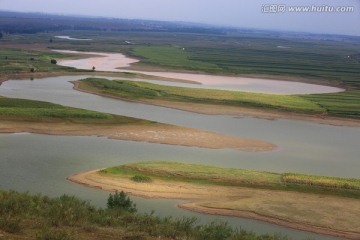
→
(76, 78, 360, 119)
(69, 161, 360, 239)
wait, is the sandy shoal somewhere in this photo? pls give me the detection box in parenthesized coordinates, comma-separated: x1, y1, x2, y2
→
(0, 120, 275, 151)
(69, 170, 360, 240)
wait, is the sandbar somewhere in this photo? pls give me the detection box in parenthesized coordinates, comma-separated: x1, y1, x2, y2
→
(0, 120, 275, 151)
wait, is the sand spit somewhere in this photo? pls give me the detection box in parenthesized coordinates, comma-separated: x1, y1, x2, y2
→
(0, 121, 275, 151)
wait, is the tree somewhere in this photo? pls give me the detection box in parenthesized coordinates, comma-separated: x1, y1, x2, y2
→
(107, 191, 137, 213)
(92, 66, 95, 71)
(30, 68, 35, 73)
(50, 59, 57, 64)
(49, 38, 53, 43)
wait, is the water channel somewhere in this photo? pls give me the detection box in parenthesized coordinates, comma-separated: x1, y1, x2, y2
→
(1, 75, 359, 239)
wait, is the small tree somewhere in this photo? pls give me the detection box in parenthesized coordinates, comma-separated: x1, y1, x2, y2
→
(49, 38, 53, 43)
(50, 59, 57, 65)
(107, 191, 137, 213)
(30, 68, 35, 73)
(92, 66, 95, 71)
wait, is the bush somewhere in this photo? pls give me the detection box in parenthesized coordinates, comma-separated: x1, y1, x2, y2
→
(196, 221, 233, 240)
(50, 59, 57, 64)
(0, 217, 22, 233)
(107, 191, 137, 213)
(36, 228, 74, 240)
(130, 175, 152, 183)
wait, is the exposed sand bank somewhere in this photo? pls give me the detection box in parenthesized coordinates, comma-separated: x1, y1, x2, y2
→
(0, 120, 275, 151)
(69, 169, 360, 240)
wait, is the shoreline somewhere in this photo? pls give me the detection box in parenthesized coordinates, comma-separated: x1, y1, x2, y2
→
(68, 169, 360, 240)
(72, 80, 360, 127)
(179, 203, 359, 240)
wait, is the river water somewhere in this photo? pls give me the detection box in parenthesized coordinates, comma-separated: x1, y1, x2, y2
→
(54, 50, 344, 95)
(1, 75, 359, 239)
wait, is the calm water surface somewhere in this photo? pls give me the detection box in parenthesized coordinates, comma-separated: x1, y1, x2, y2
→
(1, 75, 358, 239)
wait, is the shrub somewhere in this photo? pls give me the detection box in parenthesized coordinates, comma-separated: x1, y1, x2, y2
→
(0, 217, 22, 233)
(50, 59, 57, 64)
(107, 191, 137, 213)
(36, 227, 74, 240)
(130, 175, 152, 183)
(196, 221, 233, 240)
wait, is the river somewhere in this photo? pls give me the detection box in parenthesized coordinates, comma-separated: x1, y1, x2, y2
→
(1, 75, 359, 239)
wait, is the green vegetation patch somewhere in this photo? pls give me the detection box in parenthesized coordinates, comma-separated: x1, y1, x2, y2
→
(101, 161, 360, 198)
(0, 97, 112, 120)
(126, 161, 281, 185)
(80, 78, 325, 113)
(300, 89, 360, 118)
(0, 97, 157, 126)
(130, 175, 152, 183)
(283, 173, 360, 190)
(132, 46, 221, 72)
(0, 48, 84, 74)
(0, 190, 290, 240)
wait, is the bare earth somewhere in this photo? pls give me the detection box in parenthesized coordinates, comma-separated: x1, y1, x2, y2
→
(69, 170, 360, 240)
(0, 120, 275, 151)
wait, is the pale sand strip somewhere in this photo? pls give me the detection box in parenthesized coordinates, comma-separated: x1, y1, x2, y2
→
(68, 170, 360, 240)
(0, 121, 275, 151)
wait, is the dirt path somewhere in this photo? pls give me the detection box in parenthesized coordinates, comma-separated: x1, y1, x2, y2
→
(69, 169, 360, 240)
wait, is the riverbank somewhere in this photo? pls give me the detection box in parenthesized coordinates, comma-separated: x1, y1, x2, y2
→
(68, 162, 360, 240)
(73, 79, 360, 127)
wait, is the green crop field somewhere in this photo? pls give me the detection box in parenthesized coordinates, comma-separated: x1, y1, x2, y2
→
(300, 89, 360, 118)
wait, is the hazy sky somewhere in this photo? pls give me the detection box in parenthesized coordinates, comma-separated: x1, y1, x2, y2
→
(0, 0, 359, 36)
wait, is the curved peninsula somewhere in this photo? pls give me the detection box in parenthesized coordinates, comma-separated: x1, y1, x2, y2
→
(69, 161, 360, 240)
(0, 97, 275, 151)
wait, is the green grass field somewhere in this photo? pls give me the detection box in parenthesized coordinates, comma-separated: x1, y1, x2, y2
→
(0, 97, 112, 120)
(100, 161, 360, 198)
(79, 78, 327, 114)
(0, 97, 154, 125)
